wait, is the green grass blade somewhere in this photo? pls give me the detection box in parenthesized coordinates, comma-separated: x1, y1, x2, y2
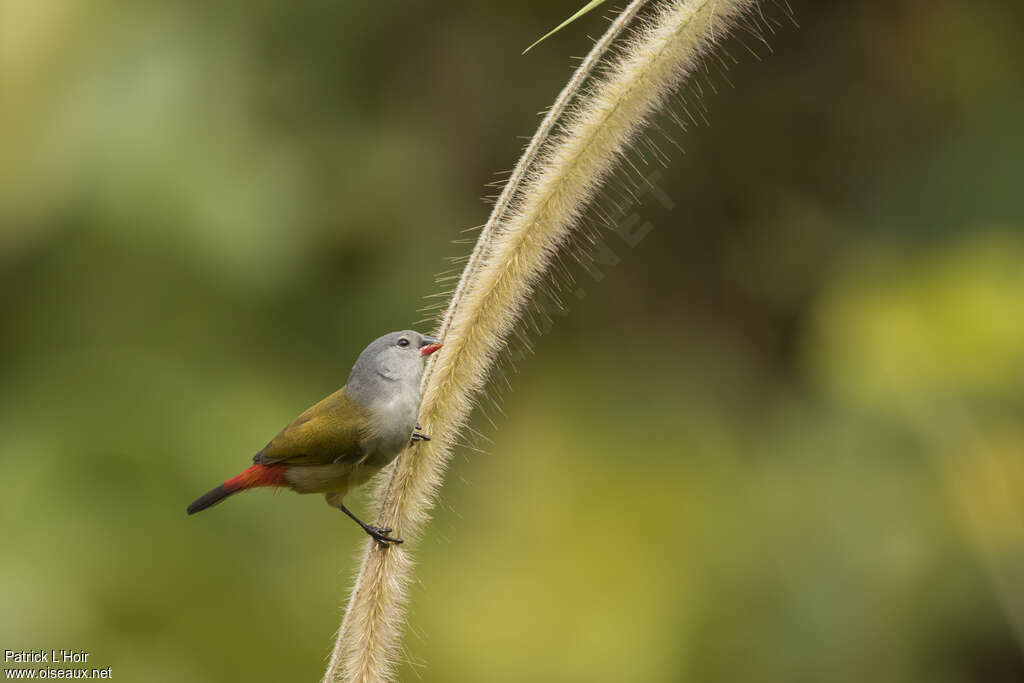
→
(523, 0, 608, 54)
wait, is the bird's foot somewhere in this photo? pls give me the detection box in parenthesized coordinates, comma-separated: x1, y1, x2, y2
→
(365, 524, 404, 546)
(411, 430, 431, 443)
(338, 501, 404, 546)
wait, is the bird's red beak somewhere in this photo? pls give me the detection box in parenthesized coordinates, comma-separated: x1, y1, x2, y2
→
(420, 343, 443, 357)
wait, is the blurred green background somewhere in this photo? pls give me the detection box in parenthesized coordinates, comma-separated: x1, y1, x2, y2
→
(2, 0, 1023, 681)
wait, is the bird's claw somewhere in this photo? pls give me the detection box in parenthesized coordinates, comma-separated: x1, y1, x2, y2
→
(411, 430, 431, 444)
(366, 525, 403, 546)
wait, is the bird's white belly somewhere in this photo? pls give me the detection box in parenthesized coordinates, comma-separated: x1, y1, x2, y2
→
(362, 393, 418, 467)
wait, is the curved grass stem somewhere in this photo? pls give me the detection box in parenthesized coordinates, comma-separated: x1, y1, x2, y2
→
(324, 2, 756, 680)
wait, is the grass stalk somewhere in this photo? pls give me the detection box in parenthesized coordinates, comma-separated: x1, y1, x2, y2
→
(324, 2, 755, 680)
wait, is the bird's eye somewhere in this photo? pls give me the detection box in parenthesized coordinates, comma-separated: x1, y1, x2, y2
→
(397, 338, 410, 348)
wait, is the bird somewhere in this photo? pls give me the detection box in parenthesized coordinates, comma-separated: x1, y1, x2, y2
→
(186, 330, 442, 545)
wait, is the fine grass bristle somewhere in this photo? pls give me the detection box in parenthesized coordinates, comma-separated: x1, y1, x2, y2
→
(523, 0, 610, 55)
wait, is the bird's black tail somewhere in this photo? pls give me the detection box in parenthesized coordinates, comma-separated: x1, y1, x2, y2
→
(187, 484, 236, 515)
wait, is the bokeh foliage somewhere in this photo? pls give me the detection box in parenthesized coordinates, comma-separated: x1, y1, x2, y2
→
(2, 1, 1023, 681)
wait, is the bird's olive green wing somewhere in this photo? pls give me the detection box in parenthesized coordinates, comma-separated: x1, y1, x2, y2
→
(253, 387, 368, 466)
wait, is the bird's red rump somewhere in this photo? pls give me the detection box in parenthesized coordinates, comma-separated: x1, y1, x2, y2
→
(224, 464, 287, 492)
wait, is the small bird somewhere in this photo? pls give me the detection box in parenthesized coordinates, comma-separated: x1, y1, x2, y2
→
(186, 330, 442, 545)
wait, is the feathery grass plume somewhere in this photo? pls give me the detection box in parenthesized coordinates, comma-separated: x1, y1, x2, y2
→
(325, 1, 757, 680)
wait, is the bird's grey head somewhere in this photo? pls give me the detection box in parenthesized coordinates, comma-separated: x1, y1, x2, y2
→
(346, 330, 442, 406)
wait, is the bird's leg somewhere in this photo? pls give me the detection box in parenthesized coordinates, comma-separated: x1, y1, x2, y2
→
(336, 501, 403, 546)
(411, 423, 431, 444)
